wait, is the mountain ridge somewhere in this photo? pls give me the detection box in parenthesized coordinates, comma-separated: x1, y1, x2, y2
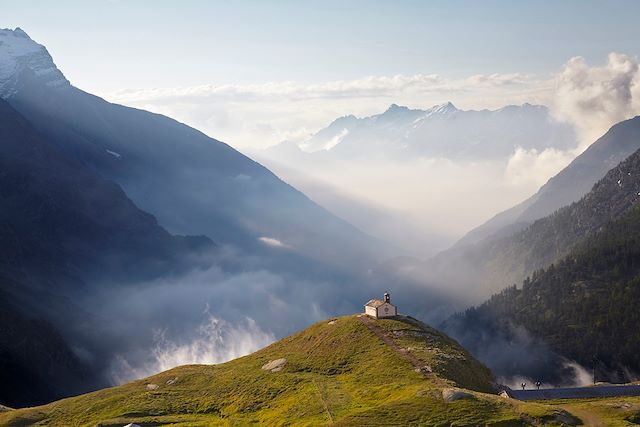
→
(2, 29, 394, 272)
(455, 115, 640, 248)
(0, 28, 68, 97)
(425, 116, 640, 300)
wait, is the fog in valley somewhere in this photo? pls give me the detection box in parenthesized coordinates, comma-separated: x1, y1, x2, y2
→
(1, 11, 640, 409)
(78, 51, 640, 388)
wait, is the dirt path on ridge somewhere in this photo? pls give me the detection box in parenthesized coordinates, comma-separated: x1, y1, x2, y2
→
(357, 315, 434, 379)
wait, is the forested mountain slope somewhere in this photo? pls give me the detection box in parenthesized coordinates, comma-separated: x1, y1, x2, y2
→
(445, 149, 640, 379)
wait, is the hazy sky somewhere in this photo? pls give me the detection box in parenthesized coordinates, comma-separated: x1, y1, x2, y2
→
(2, 0, 639, 93)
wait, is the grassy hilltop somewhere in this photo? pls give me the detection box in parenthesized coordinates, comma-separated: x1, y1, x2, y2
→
(0, 315, 575, 426)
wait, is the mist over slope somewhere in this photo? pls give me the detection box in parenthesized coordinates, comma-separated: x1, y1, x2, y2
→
(457, 114, 640, 248)
(422, 116, 640, 302)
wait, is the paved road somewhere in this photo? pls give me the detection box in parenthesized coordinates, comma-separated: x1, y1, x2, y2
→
(503, 384, 640, 401)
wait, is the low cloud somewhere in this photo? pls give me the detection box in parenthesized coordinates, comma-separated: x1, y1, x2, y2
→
(80, 259, 360, 386)
(110, 313, 274, 383)
(443, 318, 596, 388)
(107, 73, 532, 104)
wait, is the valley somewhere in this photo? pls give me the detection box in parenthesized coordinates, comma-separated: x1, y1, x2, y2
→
(1, 2, 640, 425)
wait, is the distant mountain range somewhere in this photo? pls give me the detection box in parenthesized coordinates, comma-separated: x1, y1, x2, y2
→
(268, 101, 577, 161)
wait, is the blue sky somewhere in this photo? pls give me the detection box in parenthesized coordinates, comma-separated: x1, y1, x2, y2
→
(2, 0, 639, 92)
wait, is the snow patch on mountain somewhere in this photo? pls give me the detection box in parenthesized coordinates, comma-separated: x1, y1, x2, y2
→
(412, 102, 459, 125)
(300, 128, 349, 152)
(0, 27, 68, 98)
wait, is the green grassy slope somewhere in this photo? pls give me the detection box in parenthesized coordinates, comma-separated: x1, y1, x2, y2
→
(447, 203, 640, 377)
(0, 315, 570, 426)
(545, 397, 640, 426)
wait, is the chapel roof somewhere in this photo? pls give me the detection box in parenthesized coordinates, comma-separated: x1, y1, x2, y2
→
(365, 299, 386, 308)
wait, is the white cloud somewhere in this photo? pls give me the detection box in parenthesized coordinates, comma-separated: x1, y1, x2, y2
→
(258, 236, 290, 249)
(102, 72, 548, 149)
(107, 73, 532, 103)
(552, 53, 640, 145)
(504, 147, 575, 188)
(102, 53, 640, 152)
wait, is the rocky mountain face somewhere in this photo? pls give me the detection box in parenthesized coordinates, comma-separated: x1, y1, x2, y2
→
(0, 99, 212, 283)
(0, 28, 68, 97)
(0, 28, 390, 273)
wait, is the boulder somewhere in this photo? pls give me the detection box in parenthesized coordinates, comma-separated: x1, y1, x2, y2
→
(442, 388, 474, 402)
(262, 358, 287, 372)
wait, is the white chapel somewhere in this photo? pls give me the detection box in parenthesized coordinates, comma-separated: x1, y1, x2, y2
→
(364, 292, 397, 318)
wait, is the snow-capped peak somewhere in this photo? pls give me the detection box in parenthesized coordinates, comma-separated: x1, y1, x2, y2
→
(409, 102, 459, 125)
(0, 27, 68, 98)
(426, 102, 458, 115)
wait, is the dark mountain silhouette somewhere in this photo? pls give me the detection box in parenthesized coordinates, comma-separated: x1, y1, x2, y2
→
(0, 98, 213, 406)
